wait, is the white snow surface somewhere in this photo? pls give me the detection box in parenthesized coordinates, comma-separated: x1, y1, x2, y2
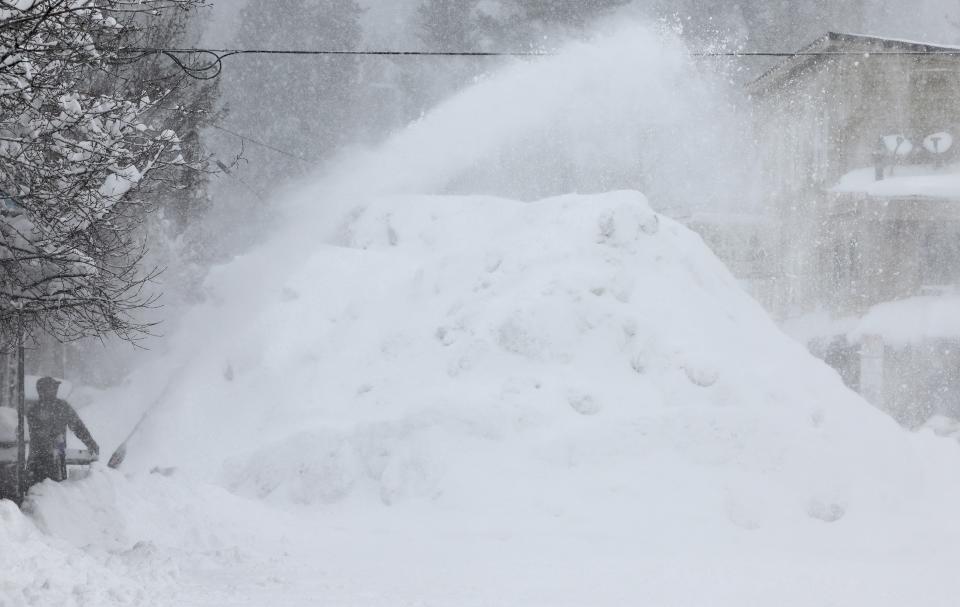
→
(832, 163, 960, 199)
(852, 294, 960, 345)
(8, 190, 960, 606)
(109, 190, 929, 505)
(6, 22, 960, 607)
(784, 294, 960, 347)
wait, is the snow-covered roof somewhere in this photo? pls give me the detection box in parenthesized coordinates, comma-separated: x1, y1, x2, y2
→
(842, 33, 960, 52)
(749, 32, 960, 95)
(852, 295, 960, 345)
(831, 164, 960, 200)
(784, 294, 960, 347)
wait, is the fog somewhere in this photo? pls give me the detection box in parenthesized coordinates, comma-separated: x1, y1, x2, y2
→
(56, 0, 960, 427)
(198, 0, 960, 254)
(8, 2, 960, 604)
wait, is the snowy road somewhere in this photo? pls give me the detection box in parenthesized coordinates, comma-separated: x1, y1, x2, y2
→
(122, 496, 960, 607)
(10, 426, 960, 607)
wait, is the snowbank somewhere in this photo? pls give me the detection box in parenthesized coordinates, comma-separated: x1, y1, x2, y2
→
(44, 189, 960, 605)
(1, 481, 145, 607)
(93, 191, 954, 529)
(2, 467, 296, 607)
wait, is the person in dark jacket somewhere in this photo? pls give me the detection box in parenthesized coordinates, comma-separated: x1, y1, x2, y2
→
(27, 376, 98, 484)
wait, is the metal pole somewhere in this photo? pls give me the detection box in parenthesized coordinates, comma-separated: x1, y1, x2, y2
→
(15, 319, 25, 503)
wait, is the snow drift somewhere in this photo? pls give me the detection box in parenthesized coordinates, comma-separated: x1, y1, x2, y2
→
(44, 188, 960, 605)
(99, 190, 953, 526)
(4, 469, 296, 607)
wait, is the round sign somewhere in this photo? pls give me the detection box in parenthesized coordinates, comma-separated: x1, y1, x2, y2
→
(923, 132, 954, 155)
(881, 134, 914, 157)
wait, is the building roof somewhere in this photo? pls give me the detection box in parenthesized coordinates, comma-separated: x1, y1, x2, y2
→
(783, 293, 960, 347)
(831, 163, 960, 200)
(748, 32, 960, 96)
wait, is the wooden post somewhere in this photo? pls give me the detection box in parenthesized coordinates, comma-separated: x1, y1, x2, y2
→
(15, 320, 25, 503)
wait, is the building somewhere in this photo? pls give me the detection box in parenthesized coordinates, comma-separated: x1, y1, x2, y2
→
(748, 32, 960, 425)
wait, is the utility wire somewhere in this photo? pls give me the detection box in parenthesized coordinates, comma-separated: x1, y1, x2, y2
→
(208, 125, 314, 199)
(213, 157, 269, 203)
(135, 47, 960, 57)
(194, 40, 960, 161)
(115, 47, 551, 79)
(132, 47, 554, 58)
(116, 46, 960, 79)
(209, 124, 315, 165)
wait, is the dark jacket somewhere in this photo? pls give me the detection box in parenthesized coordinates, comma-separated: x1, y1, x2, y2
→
(26, 398, 98, 482)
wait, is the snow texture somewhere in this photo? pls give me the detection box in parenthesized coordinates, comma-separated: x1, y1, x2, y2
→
(6, 21, 960, 607)
(785, 295, 960, 347)
(15, 189, 955, 606)
(833, 162, 960, 199)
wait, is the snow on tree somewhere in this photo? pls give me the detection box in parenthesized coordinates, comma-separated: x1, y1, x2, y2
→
(0, 0, 207, 344)
(121, 5, 221, 235)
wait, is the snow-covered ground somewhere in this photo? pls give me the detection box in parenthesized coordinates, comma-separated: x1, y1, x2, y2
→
(7, 189, 960, 607)
(5, 23, 960, 607)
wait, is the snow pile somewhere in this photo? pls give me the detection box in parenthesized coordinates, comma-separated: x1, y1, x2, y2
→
(8, 20, 960, 606)
(0, 493, 144, 607)
(49, 188, 960, 605)
(95, 191, 956, 532)
(1, 468, 296, 607)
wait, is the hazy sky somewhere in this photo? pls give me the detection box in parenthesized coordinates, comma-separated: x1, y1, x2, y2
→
(201, 1, 960, 52)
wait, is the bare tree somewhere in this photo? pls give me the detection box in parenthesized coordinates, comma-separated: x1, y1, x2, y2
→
(0, 0, 208, 346)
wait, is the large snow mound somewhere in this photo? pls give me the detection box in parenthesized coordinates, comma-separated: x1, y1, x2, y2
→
(96, 191, 956, 530)
(15, 190, 960, 606)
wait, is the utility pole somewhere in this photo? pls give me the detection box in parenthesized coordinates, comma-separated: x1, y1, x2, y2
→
(15, 318, 25, 504)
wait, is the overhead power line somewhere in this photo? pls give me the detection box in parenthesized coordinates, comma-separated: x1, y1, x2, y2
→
(209, 124, 315, 165)
(117, 45, 960, 79)
(116, 47, 552, 79)
(191, 42, 960, 174)
(134, 47, 960, 57)
(133, 47, 553, 58)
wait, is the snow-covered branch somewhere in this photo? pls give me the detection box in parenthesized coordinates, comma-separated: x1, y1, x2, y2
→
(0, 0, 206, 345)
